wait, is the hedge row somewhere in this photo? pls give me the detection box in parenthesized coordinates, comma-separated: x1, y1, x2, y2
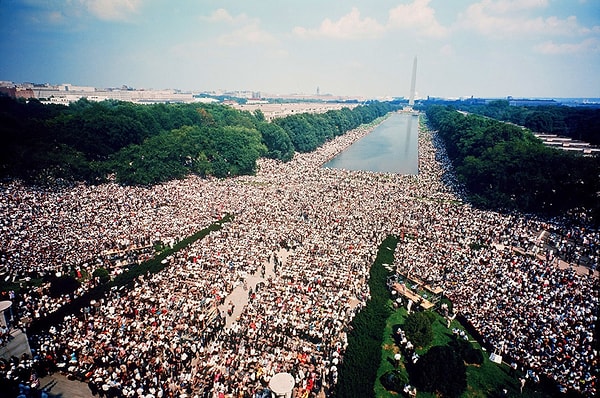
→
(335, 235, 399, 398)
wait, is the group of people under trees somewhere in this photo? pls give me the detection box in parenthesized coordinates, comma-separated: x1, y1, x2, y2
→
(0, 111, 597, 397)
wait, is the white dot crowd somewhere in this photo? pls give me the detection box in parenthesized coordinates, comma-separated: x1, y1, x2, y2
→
(0, 113, 597, 397)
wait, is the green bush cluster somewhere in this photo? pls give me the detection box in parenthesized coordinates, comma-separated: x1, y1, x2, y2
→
(411, 345, 467, 398)
(92, 267, 110, 284)
(403, 311, 434, 348)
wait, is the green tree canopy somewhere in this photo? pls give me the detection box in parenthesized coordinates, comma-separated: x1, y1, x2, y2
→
(403, 311, 434, 348)
(258, 122, 294, 161)
(426, 105, 600, 222)
(0, 95, 396, 185)
(412, 345, 467, 398)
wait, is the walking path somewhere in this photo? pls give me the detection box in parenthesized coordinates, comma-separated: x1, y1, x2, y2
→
(39, 249, 294, 398)
(40, 373, 93, 397)
(218, 248, 291, 329)
(494, 243, 599, 278)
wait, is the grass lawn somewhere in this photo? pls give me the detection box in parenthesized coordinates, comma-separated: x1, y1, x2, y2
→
(374, 305, 547, 397)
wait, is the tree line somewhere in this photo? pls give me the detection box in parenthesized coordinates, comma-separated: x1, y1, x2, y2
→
(426, 105, 600, 223)
(0, 96, 396, 185)
(423, 98, 600, 145)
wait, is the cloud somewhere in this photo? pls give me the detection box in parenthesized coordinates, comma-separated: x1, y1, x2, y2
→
(201, 8, 247, 25)
(439, 44, 455, 56)
(480, 0, 548, 14)
(534, 38, 600, 54)
(580, 25, 600, 35)
(387, 0, 448, 38)
(457, 0, 590, 37)
(46, 11, 66, 24)
(293, 7, 385, 40)
(84, 0, 141, 22)
(199, 8, 277, 47)
(218, 23, 278, 46)
(293, 1, 447, 40)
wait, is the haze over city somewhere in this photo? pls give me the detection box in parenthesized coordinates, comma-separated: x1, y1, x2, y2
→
(1, 0, 599, 99)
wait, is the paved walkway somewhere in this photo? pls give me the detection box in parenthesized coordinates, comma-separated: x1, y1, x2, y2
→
(555, 258, 598, 278)
(40, 372, 94, 397)
(218, 248, 290, 329)
(494, 243, 598, 278)
(0, 329, 31, 361)
(36, 249, 292, 397)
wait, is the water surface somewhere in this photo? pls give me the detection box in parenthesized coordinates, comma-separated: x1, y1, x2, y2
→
(323, 113, 418, 174)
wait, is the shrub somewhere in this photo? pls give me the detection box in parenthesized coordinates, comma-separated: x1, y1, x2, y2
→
(380, 370, 408, 393)
(464, 347, 484, 365)
(92, 268, 110, 284)
(48, 276, 80, 298)
(404, 311, 434, 348)
(448, 334, 484, 365)
(412, 345, 467, 398)
(336, 235, 399, 398)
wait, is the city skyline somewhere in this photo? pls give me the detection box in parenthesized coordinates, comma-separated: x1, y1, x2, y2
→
(1, 0, 599, 99)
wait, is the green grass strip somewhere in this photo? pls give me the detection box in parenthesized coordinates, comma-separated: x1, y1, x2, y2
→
(335, 235, 399, 398)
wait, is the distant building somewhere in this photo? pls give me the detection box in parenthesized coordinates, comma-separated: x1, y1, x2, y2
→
(193, 97, 219, 104)
(2, 81, 195, 105)
(15, 87, 35, 99)
(60, 83, 96, 92)
(0, 86, 15, 98)
(247, 99, 269, 104)
(0, 85, 34, 100)
(507, 97, 559, 107)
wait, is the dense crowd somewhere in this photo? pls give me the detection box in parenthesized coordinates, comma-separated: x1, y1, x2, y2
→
(393, 208, 598, 395)
(0, 176, 223, 327)
(390, 136, 598, 395)
(0, 113, 597, 397)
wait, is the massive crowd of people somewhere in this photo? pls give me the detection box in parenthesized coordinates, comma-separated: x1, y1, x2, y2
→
(392, 198, 598, 395)
(0, 112, 597, 397)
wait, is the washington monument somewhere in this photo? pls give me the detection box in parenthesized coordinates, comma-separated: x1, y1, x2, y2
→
(408, 56, 417, 107)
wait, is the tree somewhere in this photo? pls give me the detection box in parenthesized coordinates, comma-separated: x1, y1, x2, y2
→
(448, 335, 484, 365)
(426, 105, 600, 223)
(92, 268, 110, 284)
(525, 111, 554, 132)
(403, 311, 434, 348)
(258, 122, 294, 161)
(275, 114, 319, 152)
(211, 126, 267, 175)
(48, 276, 81, 298)
(253, 109, 266, 123)
(412, 345, 467, 398)
(0, 96, 399, 184)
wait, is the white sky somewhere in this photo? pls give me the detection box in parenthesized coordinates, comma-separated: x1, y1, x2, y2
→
(1, 0, 599, 98)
